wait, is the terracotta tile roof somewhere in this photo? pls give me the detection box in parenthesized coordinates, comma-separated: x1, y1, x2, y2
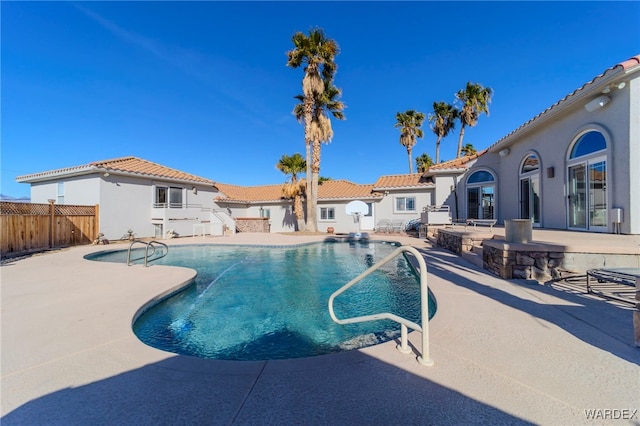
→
(425, 150, 488, 172)
(373, 173, 434, 190)
(490, 54, 640, 152)
(215, 180, 382, 203)
(317, 180, 382, 200)
(16, 156, 216, 185)
(214, 183, 285, 203)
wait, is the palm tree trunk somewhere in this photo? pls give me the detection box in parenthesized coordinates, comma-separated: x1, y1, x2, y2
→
(304, 98, 316, 232)
(457, 124, 466, 158)
(435, 137, 441, 163)
(294, 194, 304, 231)
(407, 148, 413, 174)
(310, 140, 321, 232)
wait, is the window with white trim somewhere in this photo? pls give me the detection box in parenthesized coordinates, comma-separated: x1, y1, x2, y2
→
(155, 186, 183, 208)
(259, 208, 271, 218)
(320, 207, 335, 220)
(395, 197, 416, 213)
(169, 187, 183, 208)
(155, 186, 167, 206)
(57, 182, 65, 204)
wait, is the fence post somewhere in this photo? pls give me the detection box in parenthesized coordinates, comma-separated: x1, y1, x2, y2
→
(48, 199, 55, 248)
(94, 204, 100, 241)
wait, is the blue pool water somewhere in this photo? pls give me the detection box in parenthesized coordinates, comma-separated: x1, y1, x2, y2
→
(87, 241, 436, 361)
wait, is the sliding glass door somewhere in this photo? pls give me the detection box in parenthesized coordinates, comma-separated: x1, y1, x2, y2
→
(568, 158, 607, 231)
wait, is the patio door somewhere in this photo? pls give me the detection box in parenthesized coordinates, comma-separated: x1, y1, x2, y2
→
(568, 158, 607, 231)
(520, 176, 540, 226)
(360, 202, 375, 230)
(467, 186, 494, 219)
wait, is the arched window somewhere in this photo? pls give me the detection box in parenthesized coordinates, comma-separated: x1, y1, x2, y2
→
(466, 170, 495, 219)
(519, 153, 541, 226)
(567, 130, 608, 231)
(570, 131, 606, 159)
(467, 170, 494, 184)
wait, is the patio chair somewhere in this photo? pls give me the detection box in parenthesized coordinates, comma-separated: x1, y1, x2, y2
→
(391, 219, 405, 233)
(375, 219, 392, 233)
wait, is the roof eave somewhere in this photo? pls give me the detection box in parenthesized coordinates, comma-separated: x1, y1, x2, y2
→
(372, 185, 433, 191)
(489, 66, 631, 153)
(16, 166, 98, 183)
(319, 195, 384, 202)
(423, 168, 467, 177)
(17, 167, 216, 187)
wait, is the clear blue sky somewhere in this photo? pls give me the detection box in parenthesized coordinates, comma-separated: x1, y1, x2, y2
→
(2, 1, 639, 198)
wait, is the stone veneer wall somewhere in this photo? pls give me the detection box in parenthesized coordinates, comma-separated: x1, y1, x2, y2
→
(436, 231, 476, 255)
(235, 217, 270, 233)
(483, 244, 565, 282)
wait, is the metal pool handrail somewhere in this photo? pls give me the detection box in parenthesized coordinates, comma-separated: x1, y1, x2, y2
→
(328, 245, 434, 366)
(127, 239, 169, 267)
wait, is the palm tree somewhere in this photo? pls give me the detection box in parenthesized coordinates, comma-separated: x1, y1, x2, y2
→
(454, 82, 493, 158)
(276, 153, 307, 231)
(428, 101, 458, 164)
(292, 80, 345, 231)
(394, 110, 425, 173)
(287, 28, 339, 232)
(416, 153, 434, 173)
(461, 143, 477, 156)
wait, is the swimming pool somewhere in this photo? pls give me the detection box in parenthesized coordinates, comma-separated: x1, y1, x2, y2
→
(87, 241, 436, 361)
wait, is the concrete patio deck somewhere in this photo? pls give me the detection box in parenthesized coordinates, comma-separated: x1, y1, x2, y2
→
(1, 233, 638, 425)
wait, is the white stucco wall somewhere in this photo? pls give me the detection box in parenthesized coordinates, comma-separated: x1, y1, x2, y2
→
(626, 77, 640, 234)
(463, 72, 638, 234)
(30, 173, 223, 240)
(243, 203, 297, 233)
(30, 176, 100, 205)
(374, 190, 431, 229)
(99, 175, 155, 240)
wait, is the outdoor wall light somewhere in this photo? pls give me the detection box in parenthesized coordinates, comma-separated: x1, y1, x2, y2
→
(547, 167, 555, 178)
(601, 82, 626, 94)
(192, 187, 197, 194)
(584, 95, 611, 112)
(499, 148, 510, 157)
(103, 172, 110, 177)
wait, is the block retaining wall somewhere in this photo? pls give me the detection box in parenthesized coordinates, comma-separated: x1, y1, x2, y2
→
(235, 217, 270, 233)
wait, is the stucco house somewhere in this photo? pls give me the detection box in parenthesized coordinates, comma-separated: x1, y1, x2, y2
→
(16, 157, 448, 239)
(450, 54, 640, 235)
(16, 54, 639, 237)
(16, 157, 234, 241)
(214, 175, 439, 234)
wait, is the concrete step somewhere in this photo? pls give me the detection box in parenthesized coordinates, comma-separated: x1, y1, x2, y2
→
(470, 244, 484, 255)
(461, 250, 484, 268)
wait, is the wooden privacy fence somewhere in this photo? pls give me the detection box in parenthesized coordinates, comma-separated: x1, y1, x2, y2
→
(1, 201, 99, 256)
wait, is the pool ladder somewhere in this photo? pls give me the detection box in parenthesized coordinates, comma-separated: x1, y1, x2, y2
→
(328, 245, 433, 366)
(126, 239, 169, 267)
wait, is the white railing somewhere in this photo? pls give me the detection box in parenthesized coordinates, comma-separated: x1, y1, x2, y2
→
(127, 239, 169, 267)
(211, 209, 235, 233)
(422, 205, 450, 213)
(328, 245, 434, 366)
(421, 205, 452, 225)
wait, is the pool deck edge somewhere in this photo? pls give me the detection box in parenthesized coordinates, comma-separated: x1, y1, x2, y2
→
(1, 233, 638, 425)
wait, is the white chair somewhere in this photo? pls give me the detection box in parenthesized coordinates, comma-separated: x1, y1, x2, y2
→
(375, 219, 392, 233)
(391, 219, 404, 233)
